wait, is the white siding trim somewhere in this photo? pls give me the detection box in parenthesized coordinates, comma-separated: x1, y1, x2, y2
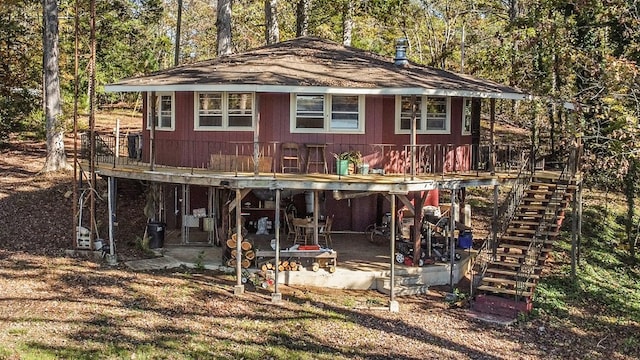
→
(107, 84, 530, 100)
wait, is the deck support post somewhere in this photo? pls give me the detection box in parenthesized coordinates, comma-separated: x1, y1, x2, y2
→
(107, 176, 117, 265)
(181, 184, 189, 244)
(234, 188, 244, 295)
(313, 190, 320, 244)
(272, 188, 282, 303)
(389, 193, 399, 312)
(207, 187, 215, 245)
(413, 192, 425, 266)
(449, 188, 456, 291)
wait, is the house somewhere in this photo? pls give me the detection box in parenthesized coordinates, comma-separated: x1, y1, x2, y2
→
(93, 36, 580, 312)
(102, 36, 528, 231)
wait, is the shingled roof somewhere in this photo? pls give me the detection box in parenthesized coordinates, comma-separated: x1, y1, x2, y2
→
(105, 37, 527, 100)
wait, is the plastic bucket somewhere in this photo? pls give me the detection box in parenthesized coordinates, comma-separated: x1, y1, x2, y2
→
(458, 231, 473, 249)
(336, 159, 349, 175)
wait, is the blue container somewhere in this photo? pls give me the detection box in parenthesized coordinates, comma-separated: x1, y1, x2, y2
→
(458, 231, 473, 249)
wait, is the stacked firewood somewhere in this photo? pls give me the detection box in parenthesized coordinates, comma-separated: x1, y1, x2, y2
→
(224, 233, 254, 269)
(259, 260, 300, 272)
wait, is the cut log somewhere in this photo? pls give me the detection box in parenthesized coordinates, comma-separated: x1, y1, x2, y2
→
(241, 241, 252, 251)
(231, 249, 237, 258)
(241, 259, 250, 269)
(226, 238, 236, 248)
(245, 250, 255, 260)
(227, 259, 236, 267)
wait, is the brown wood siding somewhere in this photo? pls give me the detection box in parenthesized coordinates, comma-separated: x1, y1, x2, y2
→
(140, 91, 475, 231)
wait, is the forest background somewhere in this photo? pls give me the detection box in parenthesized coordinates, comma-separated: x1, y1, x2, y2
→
(0, 0, 639, 256)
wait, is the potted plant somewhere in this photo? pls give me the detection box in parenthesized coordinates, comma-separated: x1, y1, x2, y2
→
(334, 150, 362, 175)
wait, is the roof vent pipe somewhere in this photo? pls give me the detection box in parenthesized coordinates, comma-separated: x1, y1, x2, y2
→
(394, 38, 408, 67)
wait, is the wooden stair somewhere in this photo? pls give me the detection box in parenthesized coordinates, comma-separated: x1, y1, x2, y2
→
(472, 172, 577, 317)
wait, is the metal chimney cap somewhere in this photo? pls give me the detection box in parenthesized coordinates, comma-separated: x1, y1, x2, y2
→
(394, 38, 408, 67)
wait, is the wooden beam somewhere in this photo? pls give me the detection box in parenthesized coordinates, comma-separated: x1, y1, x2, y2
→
(228, 188, 252, 213)
(396, 194, 415, 216)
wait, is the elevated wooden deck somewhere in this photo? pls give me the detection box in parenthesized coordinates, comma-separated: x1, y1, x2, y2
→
(89, 159, 520, 192)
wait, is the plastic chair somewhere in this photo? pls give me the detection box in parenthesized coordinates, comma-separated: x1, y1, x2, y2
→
(281, 143, 301, 173)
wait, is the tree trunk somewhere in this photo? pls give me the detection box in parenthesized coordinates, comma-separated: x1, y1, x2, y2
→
(174, 0, 183, 66)
(265, 0, 279, 44)
(42, 0, 68, 172)
(342, 0, 353, 46)
(216, 0, 232, 56)
(296, 0, 311, 37)
(625, 159, 638, 261)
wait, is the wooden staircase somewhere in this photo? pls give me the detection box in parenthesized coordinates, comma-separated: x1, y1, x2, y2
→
(472, 172, 577, 317)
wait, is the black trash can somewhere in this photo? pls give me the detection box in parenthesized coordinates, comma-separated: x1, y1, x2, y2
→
(147, 222, 165, 249)
(127, 133, 140, 159)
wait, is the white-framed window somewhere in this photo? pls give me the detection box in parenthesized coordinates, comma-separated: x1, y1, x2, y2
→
(462, 97, 472, 135)
(195, 92, 254, 130)
(395, 95, 450, 134)
(290, 94, 365, 133)
(146, 92, 175, 131)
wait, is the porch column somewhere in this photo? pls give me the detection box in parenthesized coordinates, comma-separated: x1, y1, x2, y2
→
(150, 91, 156, 171)
(489, 98, 496, 175)
(272, 188, 282, 303)
(410, 95, 417, 180)
(389, 193, 399, 312)
(253, 94, 260, 176)
(234, 188, 244, 295)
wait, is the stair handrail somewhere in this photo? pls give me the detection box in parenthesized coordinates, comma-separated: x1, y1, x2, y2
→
(469, 147, 534, 298)
(515, 145, 578, 301)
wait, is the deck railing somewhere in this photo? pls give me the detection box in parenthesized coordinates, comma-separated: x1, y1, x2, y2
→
(81, 133, 531, 177)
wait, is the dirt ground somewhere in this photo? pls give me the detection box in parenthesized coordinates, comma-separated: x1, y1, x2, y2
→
(0, 137, 638, 359)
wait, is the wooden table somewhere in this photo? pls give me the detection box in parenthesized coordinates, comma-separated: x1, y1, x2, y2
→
(292, 218, 326, 245)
